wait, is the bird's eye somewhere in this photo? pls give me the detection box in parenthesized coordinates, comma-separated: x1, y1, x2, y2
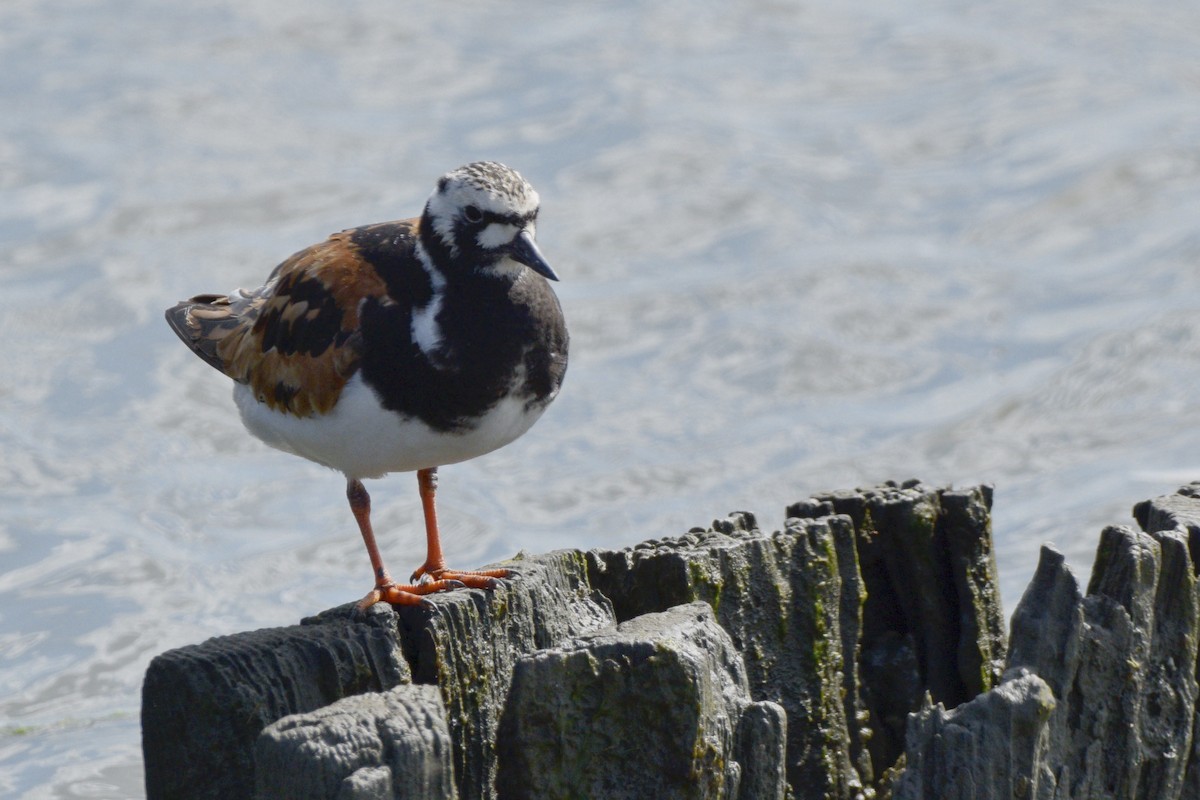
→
(463, 205, 483, 223)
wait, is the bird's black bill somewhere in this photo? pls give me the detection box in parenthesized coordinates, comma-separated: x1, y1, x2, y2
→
(510, 230, 559, 281)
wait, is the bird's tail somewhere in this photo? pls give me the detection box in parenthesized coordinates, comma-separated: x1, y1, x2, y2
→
(165, 292, 257, 375)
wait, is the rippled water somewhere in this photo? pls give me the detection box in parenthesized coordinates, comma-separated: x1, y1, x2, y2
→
(3, 0, 1199, 795)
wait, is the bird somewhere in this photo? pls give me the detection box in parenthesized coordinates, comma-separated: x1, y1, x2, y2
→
(165, 161, 568, 610)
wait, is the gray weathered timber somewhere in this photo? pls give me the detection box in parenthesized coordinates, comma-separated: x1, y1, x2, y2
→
(495, 602, 786, 799)
(392, 549, 615, 800)
(159, 479, 1200, 800)
(140, 549, 613, 800)
(1137, 482, 1200, 799)
(735, 700, 789, 800)
(255, 684, 457, 800)
(141, 602, 409, 800)
(893, 484, 1200, 800)
(587, 511, 870, 797)
(891, 669, 1057, 800)
(1134, 481, 1200, 543)
(789, 481, 1006, 779)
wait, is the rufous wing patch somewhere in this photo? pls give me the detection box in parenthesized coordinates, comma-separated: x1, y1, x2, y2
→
(168, 221, 413, 417)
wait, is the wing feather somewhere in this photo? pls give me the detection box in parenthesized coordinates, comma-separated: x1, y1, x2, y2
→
(165, 220, 415, 416)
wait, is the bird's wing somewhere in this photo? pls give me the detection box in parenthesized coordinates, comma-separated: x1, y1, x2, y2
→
(165, 220, 418, 417)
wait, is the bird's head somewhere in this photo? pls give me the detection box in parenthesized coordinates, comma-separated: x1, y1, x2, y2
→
(422, 161, 558, 281)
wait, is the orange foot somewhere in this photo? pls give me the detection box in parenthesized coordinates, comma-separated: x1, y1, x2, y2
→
(356, 578, 466, 611)
(354, 566, 512, 612)
(411, 561, 511, 590)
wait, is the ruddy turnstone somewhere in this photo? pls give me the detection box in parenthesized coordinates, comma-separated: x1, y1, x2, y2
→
(165, 161, 568, 609)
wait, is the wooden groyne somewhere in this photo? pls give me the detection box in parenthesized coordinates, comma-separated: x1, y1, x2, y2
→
(141, 480, 1200, 799)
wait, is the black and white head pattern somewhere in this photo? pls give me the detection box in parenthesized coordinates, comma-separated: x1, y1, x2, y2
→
(424, 161, 540, 265)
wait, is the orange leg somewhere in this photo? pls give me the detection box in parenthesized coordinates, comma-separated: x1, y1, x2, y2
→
(348, 471, 509, 612)
(409, 467, 510, 587)
(348, 478, 461, 610)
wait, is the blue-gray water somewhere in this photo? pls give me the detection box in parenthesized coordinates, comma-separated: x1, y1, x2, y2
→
(3, 0, 1199, 795)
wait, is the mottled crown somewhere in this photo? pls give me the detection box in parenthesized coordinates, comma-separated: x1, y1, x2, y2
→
(437, 162, 539, 216)
(423, 162, 542, 262)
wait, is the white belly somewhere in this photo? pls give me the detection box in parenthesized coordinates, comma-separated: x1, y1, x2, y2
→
(233, 373, 545, 480)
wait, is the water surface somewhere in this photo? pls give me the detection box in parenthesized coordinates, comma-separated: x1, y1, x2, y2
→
(3, 0, 1200, 795)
